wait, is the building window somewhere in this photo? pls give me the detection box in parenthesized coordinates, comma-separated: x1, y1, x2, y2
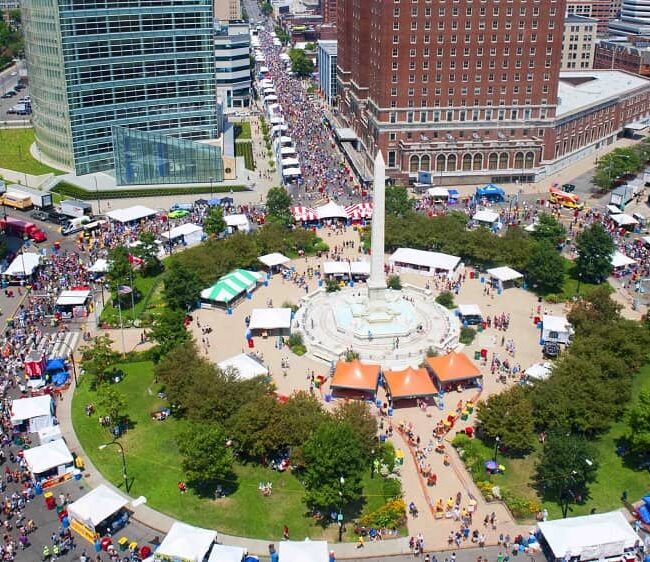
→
(436, 154, 446, 171)
(473, 153, 483, 170)
(499, 152, 509, 169)
(488, 152, 498, 169)
(388, 151, 396, 167)
(525, 151, 535, 167)
(410, 155, 420, 173)
(421, 154, 431, 171)
(514, 151, 524, 168)
(447, 154, 457, 171)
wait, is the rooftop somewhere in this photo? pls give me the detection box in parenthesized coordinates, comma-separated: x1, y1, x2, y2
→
(318, 40, 337, 56)
(557, 70, 650, 117)
(564, 14, 598, 24)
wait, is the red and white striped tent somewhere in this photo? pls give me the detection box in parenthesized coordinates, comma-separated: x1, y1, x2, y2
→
(345, 202, 374, 220)
(290, 206, 318, 222)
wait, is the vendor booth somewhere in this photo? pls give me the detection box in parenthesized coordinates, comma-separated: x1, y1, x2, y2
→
(475, 184, 506, 202)
(55, 289, 91, 319)
(610, 213, 638, 230)
(68, 484, 130, 542)
(278, 541, 328, 562)
(457, 304, 483, 326)
(23, 438, 74, 488)
(317, 201, 348, 222)
(291, 206, 318, 222)
(218, 353, 269, 380)
(345, 202, 373, 221)
(10, 395, 54, 432)
(425, 352, 482, 391)
(200, 269, 263, 308)
(525, 362, 552, 381)
(88, 259, 108, 276)
(2, 252, 41, 279)
(207, 545, 246, 562)
(106, 206, 157, 224)
(427, 187, 450, 200)
(541, 315, 573, 345)
(537, 510, 640, 562)
(611, 251, 637, 274)
(472, 209, 501, 228)
(154, 521, 217, 562)
(160, 223, 205, 248)
(224, 214, 251, 233)
(323, 261, 351, 279)
(486, 266, 523, 290)
(37, 424, 62, 445)
(24, 350, 46, 379)
(350, 261, 370, 279)
(248, 308, 292, 336)
(383, 367, 438, 402)
(330, 360, 380, 398)
(258, 253, 291, 272)
(389, 248, 461, 277)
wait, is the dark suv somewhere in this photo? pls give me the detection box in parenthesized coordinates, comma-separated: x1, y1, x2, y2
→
(561, 184, 576, 193)
(47, 211, 68, 225)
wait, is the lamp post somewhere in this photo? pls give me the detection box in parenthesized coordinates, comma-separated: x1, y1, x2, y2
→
(370, 448, 375, 479)
(99, 440, 129, 492)
(493, 436, 500, 464)
(209, 177, 214, 200)
(337, 476, 345, 542)
(56, 338, 78, 387)
(576, 272, 582, 296)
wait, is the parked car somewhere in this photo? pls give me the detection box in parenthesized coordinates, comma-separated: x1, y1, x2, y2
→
(1, 90, 16, 98)
(561, 183, 576, 193)
(543, 341, 561, 359)
(47, 211, 68, 225)
(168, 209, 190, 219)
(30, 210, 49, 222)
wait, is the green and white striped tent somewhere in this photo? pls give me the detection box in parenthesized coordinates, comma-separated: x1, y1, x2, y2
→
(201, 269, 263, 304)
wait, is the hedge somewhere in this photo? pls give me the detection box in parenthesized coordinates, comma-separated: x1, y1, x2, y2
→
(235, 142, 256, 170)
(52, 181, 249, 200)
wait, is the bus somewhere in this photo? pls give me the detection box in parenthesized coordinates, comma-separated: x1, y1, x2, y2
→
(549, 188, 584, 210)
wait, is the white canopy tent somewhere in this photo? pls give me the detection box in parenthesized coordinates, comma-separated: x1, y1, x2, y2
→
(317, 201, 348, 220)
(249, 308, 292, 331)
(525, 362, 552, 381)
(160, 223, 204, 246)
(218, 353, 269, 380)
(276, 135, 293, 145)
(258, 253, 290, 268)
(278, 541, 329, 562)
(473, 209, 501, 224)
(427, 187, 449, 198)
(281, 157, 300, 168)
(323, 261, 351, 276)
(279, 146, 296, 156)
(389, 248, 461, 277)
(350, 261, 370, 277)
(269, 115, 284, 125)
(607, 204, 623, 215)
(23, 439, 73, 476)
(282, 167, 302, 177)
(106, 205, 157, 224)
(458, 304, 482, 318)
(610, 213, 638, 227)
(68, 484, 129, 533)
(10, 395, 53, 432)
(155, 522, 217, 562)
(88, 258, 108, 274)
(537, 511, 640, 561)
(611, 251, 636, 269)
(56, 290, 91, 307)
(37, 424, 62, 445)
(264, 94, 278, 103)
(207, 544, 246, 562)
(542, 314, 572, 345)
(3, 252, 40, 277)
(225, 214, 251, 233)
(486, 266, 523, 283)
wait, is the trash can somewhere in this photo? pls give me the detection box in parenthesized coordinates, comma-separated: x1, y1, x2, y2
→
(118, 537, 129, 552)
(44, 492, 56, 511)
(474, 351, 481, 361)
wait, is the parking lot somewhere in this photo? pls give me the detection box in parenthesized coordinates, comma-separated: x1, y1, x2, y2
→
(0, 64, 31, 123)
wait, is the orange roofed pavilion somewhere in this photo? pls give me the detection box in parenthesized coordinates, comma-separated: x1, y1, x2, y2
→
(425, 352, 482, 388)
(331, 360, 380, 393)
(383, 367, 438, 400)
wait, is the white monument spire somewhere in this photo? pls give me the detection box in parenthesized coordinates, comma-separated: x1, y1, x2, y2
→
(368, 151, 387, 301)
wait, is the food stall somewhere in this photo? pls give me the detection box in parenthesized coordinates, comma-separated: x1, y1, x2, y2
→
(10, 395, 54, 433)
(55, 289, 92, 320)
(457, 304, 483, 326)
(248, 308, 292, 337)
(217, 354, 269, 381)
(68, 484, 131, 542)
(330, 360, 380, 399)
(383, 367, 438, 402)
(541, 315, 573, 345)
(24, 350, 47, 380)
(425, 352, 482, 391)
(278, 541, 329, 562)
(23, 438, 75, 488)
(154, 522, 217, 562)
(486, 266, 524, 291)
(207, 545, 246, 562)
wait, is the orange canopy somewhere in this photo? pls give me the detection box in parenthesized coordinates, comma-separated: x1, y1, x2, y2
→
(425, 351, 481, 383)
(383, 367, 438, 399)
(330, 360, 380, 392)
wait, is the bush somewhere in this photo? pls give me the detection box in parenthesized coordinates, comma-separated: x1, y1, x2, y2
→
(358, 499, 406, 529)
(382, 478, 402, 501)
(53, 182, 247, 200)
(288, 333, 303, 348)
(460, 326, 477, 345)
(326, 279, 341, 293)
(425, 346, 438, 357)
(313, 241, 330, 253)
(344, 349, 360, 361)
(235, 142, 255, 170)
(387, 275, 402, 290)
(436, 291, 455, 309)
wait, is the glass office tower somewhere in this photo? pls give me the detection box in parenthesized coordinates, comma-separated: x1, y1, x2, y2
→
(22, 0, 219, 179)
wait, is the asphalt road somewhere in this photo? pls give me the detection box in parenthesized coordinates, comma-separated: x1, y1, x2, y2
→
(0, 62, 31, 124)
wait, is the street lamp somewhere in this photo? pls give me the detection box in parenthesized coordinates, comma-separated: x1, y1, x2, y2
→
(576, 272, 583, 296)
(493, 436, 500, 464)
(56, 338, 79, 387)
(337, 476, 345, 542)
(99, 440, 129, 492)
(209, 177, 214, 200)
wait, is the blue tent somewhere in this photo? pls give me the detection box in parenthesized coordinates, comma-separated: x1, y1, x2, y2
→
(207, 198, 222, 206)
(475, 184, 506, 201)
(46, 358, 66, 372)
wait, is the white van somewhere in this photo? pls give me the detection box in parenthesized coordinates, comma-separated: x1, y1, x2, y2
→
(82, 219, 106, 232)
(62, 216, 90, 235)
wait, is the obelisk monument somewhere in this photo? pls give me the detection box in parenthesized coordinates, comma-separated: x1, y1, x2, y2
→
(368, 151, 387, 302)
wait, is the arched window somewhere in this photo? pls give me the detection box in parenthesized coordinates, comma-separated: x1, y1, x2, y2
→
(447, 154, 457, 171)
(525, 151, 535, 168)
(420, 154, 430, 171)
(410, 155, 420, 173)
(514, 152, 525, 168)
(462, 153, 472, 171)
(488, 153, 499, 170)
(436, 154, 446, 172)
(473, 153, 483, 170)
(498, 152, 509, 170)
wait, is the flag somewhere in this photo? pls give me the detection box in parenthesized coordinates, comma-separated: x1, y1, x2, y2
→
(117, 285, 132, 296)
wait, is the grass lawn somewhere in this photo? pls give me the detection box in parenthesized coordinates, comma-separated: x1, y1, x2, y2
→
(99, 274, 164, 328)
(457, 363, 650, 521)
(544, 257, 603, 302)
(72, 361, 398, 540)
(234, 122, 252, 140)
(0, 128, 65, 176)
(235, 142, 255, 170)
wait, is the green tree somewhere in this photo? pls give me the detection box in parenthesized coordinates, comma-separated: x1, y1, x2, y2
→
(266, 187, 293, 227)
(229, 394, 284, 460)
(575, 223, 615, 284)
(387, 275, 402, 290)
(593, 148, 642, 189)
(567, 285, 621, 333)
(97, 385, 127, 427)
(531, 213, 566, 247)
(177, 423, 235, 492)
(288, 48, 315, 77)
(476, 386, 536, 456)
(107, 246, 133, 297)
(435, 291, 455, 309)
(385, 185, 414, 218)
(534, 433, 598, 517)
(525, 241, 565, 294)
(163, 261, 202, 311)
(496, 227, 534, 272)
(627, 391, 650, 456)
(261, 2, 272, 16)
(135, 231, 162, 276)
(333, 401, 378, 456)
(80, 335, 121, 389)
(203, 206, 227, 238)
(149, 309, 189, 361)
(278, 391, 329, 455)
(302, 421, 365, 512)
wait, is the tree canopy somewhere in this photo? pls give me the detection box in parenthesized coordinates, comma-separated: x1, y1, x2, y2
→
(106, 247, 133, 296)
(530, 213, 566, 247)
(265, 187, 293, 227)
(80, 335, 121, 389)
(148, 309, 190, 361)
(162, 261, 202, 311)
(525, 242, 565, 294)
(593, 147, 642, 190)
(626, 391, 650, 456)
(135, 231, 162, 276)
(203, 206, 227, 238)
(575, 223, 615, 284)
(288, 48, 315, 77)
(385, 185, 414, 218)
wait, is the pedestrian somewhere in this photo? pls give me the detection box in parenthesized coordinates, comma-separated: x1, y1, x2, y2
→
(356, 536, 364, 549)
(42, 545, 51, 561)
(283, 525, 289, 540)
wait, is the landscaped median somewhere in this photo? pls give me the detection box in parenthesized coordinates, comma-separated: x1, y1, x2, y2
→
(53, 182, 249, 201)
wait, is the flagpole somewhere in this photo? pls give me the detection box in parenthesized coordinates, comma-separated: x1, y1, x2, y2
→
(129, 268, 136, 323)
(117, 295, 126, 356)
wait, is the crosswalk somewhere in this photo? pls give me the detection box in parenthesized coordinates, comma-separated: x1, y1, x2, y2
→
(48, 331, 81, 360)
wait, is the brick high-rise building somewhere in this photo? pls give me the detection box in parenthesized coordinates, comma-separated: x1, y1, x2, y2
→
(337, 0, 567, 183)
(565, 0, 612, 34)
(321, 0, 337, 25)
